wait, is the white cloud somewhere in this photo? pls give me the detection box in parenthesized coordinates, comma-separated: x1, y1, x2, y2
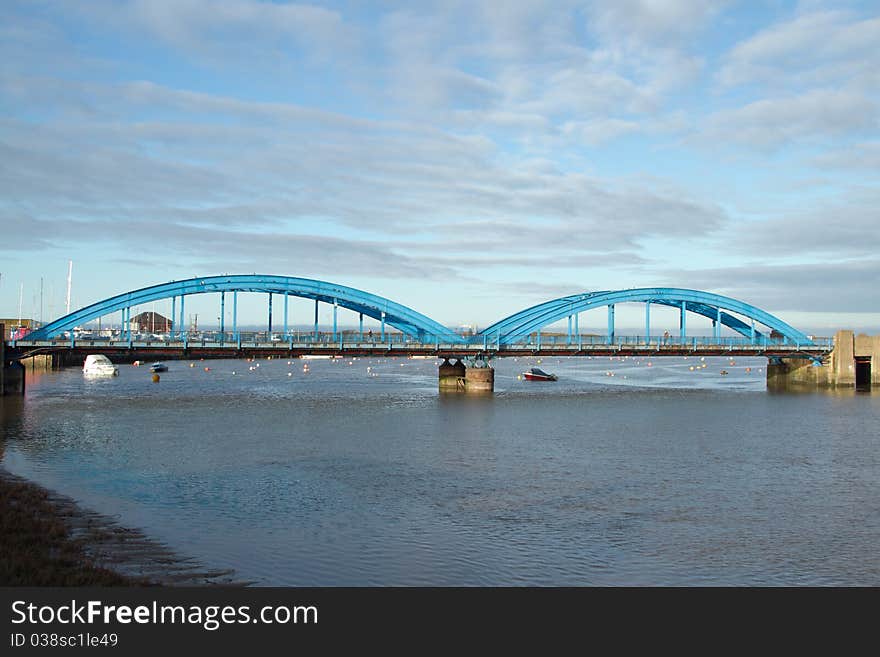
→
(703, 89, 878, 148)
(718, 10, 880, 89)
(812, 141, 880, 170)
(125, 0, 351, 62)
(588, 0, 728, 46)
(664, 259, 880, 314)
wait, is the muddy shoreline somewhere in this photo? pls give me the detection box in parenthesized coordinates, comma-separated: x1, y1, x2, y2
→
(0, 466, 247, 586)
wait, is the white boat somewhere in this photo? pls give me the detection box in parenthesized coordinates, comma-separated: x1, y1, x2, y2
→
(82, 354, 119, 377)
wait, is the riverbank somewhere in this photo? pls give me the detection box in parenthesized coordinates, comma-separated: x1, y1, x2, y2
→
(0, 467, 242, 586)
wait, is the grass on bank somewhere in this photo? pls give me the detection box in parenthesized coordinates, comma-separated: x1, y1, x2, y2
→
(0, 473, 145, 586)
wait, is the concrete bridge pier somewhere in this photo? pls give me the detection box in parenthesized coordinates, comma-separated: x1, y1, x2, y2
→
(1, 323, 26, 396)
(767, 330, 879, 389)
(439, 356, 495, 393)
(439, 358, 466, 391)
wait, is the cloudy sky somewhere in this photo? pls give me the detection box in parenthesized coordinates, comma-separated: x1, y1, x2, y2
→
(1, 0, 878, 333)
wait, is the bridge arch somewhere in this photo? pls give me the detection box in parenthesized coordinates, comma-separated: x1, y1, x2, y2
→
(26, 275, 460, 342)
(478, 288, 813, 346)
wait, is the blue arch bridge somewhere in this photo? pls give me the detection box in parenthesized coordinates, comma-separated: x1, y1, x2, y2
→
(9, 274, 832, 356)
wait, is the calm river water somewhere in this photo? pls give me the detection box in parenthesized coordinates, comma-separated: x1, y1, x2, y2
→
(1, 355, 878, 585)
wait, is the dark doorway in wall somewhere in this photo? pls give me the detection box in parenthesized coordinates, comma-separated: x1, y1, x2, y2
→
(855, 357, 871, 390)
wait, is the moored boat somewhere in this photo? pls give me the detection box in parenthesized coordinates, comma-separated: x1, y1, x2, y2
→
(149, 362, 168, 373)
(523, 367, 557, 381)
(83, 354, 119, 377)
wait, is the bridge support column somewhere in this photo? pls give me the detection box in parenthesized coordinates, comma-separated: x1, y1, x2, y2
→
(439, 358, 466, 391)
(438, 358, 494, 393)
(465, 363, 494, 393)
(1, 324, 25, 396)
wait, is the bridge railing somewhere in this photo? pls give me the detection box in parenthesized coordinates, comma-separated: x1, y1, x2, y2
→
(11, 332, 834, 351)
(493, 334, 834, 349)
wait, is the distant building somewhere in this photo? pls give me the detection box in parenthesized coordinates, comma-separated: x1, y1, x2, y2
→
(131, 312, 172, 333)
(1, 318, 38, 340)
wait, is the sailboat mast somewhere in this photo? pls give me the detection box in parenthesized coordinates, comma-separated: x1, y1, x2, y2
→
(65, 260, 73, 315)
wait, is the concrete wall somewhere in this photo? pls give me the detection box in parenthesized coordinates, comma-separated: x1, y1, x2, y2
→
(766, 357, 829, 388)
(831, 330, 856, 386)
(768, 329, 878, 388)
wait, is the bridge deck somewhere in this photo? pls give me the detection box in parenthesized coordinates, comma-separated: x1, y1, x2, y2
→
(9, 338, 832, 361)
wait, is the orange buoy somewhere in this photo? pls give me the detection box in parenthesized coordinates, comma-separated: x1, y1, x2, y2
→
(151, 373, 160, 383)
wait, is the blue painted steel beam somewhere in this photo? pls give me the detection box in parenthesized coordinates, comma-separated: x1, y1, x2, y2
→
(680, 301, 686, 339)
(652, 299, 762, 339)
(268, 292, 273, 334)
(29, 275, 461, 342)
(314, 298, 318, 339)
(483, 288, 811, 345)
(233, 291, 238, 341)
(479, 291, 610, 338)
(179, 295, 185, 340)
(607, 304, 615, 344)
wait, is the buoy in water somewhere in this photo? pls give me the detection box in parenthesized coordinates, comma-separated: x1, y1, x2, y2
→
(189, 363, 195, 368)
(151, 373, 160, 383)
(204, 367, 211, 372)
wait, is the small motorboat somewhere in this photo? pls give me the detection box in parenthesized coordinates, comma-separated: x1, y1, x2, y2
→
(149, 362, 168, 373)
(523, 367, 557, 381)
(83, 354, 119, 377)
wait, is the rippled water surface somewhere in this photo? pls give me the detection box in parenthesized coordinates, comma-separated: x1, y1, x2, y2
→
(2, 355, 878, 585)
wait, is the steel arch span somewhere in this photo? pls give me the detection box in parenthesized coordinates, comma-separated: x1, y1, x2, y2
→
(478, 288, 813, 346)
(26, 275, 461, 342)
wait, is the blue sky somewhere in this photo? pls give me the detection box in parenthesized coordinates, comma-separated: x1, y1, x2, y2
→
(1, 0, 878, 333)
